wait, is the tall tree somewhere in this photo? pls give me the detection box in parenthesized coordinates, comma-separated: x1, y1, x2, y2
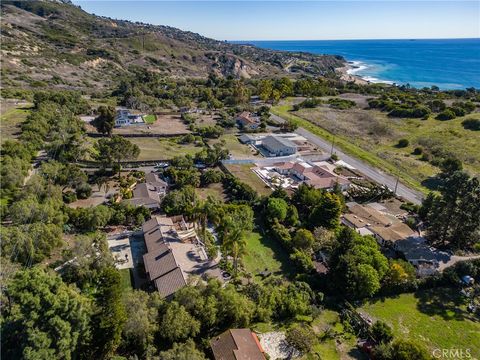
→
(222, 217, 247, 276)
(91, 267, 127, 358)
(158, 340, 206, 360)
(160, 302, 200, 343)
(92, 106, 116, 136)
(1, 268, 92, 360)
(95, 135, 140, 178)
(421, 171, 480, 249)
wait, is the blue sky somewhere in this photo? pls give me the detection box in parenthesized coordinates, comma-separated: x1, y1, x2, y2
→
(74, 1, 480, 40)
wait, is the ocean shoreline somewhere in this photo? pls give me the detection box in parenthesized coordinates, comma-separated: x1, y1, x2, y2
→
(247, 39, 480, 90)
(336, 62, 369, 85)
(337, 60, 394, 86)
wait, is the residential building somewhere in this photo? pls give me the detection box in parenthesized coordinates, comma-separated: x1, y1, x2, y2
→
(236, 111, 260, 130)
(238, 134, 257, 145)
(341, 202, 416, 248)
(142, 216, 220, 298)
(210, 329, 265, 360)
(261, 135, 297, 157)
(127, 173, 168, 209)
(273, 160, 350, 190)
(370, 222, 417, 247)
(115, 109, 144, 127)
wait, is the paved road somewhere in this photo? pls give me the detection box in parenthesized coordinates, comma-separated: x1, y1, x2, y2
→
(270, 113, 424, 205)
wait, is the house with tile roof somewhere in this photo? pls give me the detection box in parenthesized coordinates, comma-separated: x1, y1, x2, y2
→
(210, 329, 265, 360)
(236, 111, 260, 130)
(142, 215, 221, 298)
(127, 173, 168, 209)
(272, 160, 350, 191)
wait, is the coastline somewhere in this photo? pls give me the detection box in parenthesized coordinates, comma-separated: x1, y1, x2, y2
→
(336, 63, 369, 85)
(337, 61, 395, 86)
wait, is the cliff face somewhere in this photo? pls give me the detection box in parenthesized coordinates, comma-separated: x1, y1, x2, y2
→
(0, 0, 345, 92)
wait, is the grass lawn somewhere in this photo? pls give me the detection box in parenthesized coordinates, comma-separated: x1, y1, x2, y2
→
(143, 114, 156, 124)
(211, 133, 261, 159)
(307, 310, 362, 360)
(196, 183, 226, 201)
(243, 231, 294, 277)
(119, 268, 133, 291)
(361, 287, 480, 354)
(224, 163, 272, 196)
(0, 103, 31, 144)
(128, 137, 200, 160)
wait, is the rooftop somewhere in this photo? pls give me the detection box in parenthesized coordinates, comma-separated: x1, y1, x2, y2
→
(142, 215, 221, 297)
(262, 135, 297, 151)
(369, 222, 416, 242)
(211, 329, 265, 360)
(346, 203, 393, 227)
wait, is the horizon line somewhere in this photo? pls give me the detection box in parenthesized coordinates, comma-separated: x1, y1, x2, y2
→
(227, 37, 480, 42)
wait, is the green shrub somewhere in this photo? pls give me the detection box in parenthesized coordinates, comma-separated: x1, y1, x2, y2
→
(436, 109, 456, 120)
(76, 183, 92, 199)
(63, 191, 77, 204)
(293, 98, 321, 111)
(412, 146, 423, 155)
(462, 118, 480, 131)
(397, 138, 409, 148)
(327, 98, 356, 109)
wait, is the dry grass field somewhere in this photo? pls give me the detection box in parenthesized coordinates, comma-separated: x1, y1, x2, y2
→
(274, 97, 480, 190)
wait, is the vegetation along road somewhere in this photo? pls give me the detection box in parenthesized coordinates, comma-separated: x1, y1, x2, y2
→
(270, 113, 424, 204)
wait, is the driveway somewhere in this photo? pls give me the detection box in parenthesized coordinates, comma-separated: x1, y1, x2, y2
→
(270, 113, 424, 204)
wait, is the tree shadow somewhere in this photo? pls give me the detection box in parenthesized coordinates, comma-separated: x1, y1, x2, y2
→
(421, 176, 443, 191)
(414, 287, 477, 322)
(348, 347, 369, 360)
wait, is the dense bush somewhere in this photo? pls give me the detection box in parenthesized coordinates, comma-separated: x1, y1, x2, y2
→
(436, 108, 456, 120)
(327, 97, 356, 109)
(397, 138, 409, 148)
(293, 97, 322, 111)
(462, 118, 480, 130)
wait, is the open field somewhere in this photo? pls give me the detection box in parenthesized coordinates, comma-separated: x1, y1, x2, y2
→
(272, 98, 480, 192)
(361, 287, 480, 355)
(85, 113, 190, 135)
(196, 183, 226, 201)
(0, 101, 31, 144)
(224, 163, 272, 196)
(128, 137, 200, 160)
(212, 133, 261, 159)
(243, 231, 293, 276)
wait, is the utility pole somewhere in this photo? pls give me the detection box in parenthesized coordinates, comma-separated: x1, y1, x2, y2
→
(394, 176, 399, 195)
(330, 135, 335, 156)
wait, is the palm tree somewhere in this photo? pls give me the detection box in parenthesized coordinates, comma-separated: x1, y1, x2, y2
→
(222, 217, 246, 276)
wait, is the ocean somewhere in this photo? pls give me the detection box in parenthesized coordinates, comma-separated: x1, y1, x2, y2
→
(236, 38, 480, 90)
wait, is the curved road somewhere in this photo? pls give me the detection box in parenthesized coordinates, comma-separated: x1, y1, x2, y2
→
(270, 113, 424, 205)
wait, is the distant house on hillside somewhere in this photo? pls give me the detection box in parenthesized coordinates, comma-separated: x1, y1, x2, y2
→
(261, 135, 297, 157)
(115, 109, 145, 127)
(127, 173, 168, 209)
(236, 111, 260, 130)
(210, 329, 265, 360)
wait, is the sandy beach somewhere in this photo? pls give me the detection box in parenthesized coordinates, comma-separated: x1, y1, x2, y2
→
(336, 63, 369, 85)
